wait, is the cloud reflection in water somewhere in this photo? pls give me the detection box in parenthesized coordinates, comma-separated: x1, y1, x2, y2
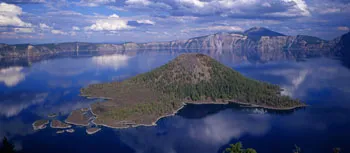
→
(118, 108, 270, 153)
(0, 66, 26, 87)
(0, 92, 48, 117)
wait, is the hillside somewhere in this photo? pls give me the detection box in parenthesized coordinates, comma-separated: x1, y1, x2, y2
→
(80, 53, 305, 128)
(243, 27, 285, 41)
(335, 32, 350, 67)
(0, 27, 345, 63)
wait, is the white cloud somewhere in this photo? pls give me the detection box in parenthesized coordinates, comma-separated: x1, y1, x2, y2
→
(337, 26, 349, 31)
(182, 25, 243, 33)
(84, 14, 134, 31)
(283, 0, 310, 16)
(136, 19, 155, 25)
(51, 29, 67, 35)
(39, 23, 52, 30)
(319, 8, 341, 14)
(14, 27, 34, 33)
(77, 0, 116, 7)
(72, 26, 80, 31)
(177, 0, 206, 8)
(0, 67, 25, 87)
(70, 31, 77, 36)
(125, 0, 151, 6)
(0, 2, 32, 27)
(124, 0, 311, 18)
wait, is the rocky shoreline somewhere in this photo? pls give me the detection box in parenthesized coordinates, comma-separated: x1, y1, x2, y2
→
(51, 120, 72, 129)
(86, 128, 101, 135)
(32, 120, 50, 130)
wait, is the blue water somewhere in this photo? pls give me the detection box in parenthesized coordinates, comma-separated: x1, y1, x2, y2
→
(0, 51, 349, 153)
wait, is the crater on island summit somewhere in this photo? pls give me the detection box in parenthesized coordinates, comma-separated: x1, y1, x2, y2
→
(80, 53, 305, 128)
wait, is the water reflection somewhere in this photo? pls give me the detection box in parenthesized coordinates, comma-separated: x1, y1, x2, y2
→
(0, 92, 48, 117)
(235, 58, 350, 106)
(33, 54, 132, 77)
(118, 108, 271, 153)
(0, 67, 26, 87)
(0, 116, 35, 139)
(0, 52, 349, 153)
(91, 54, 130, 70)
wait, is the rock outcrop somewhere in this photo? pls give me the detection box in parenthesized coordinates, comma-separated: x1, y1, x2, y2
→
(0, 27, 348, 63)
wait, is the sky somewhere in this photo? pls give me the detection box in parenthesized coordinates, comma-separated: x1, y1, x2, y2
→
(0, 0, 349, 44)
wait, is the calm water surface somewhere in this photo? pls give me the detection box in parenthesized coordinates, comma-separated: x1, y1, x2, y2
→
(0, 51, 349, 153)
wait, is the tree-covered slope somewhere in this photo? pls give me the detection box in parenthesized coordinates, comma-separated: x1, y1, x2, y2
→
(336, 32, 350, 67)
(81, 53, 305, 128)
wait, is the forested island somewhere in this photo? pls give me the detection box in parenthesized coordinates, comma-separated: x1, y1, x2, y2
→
(81, 53, 305, 128)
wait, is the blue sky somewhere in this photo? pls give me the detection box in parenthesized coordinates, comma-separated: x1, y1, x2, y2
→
(0, 0, 349, 44)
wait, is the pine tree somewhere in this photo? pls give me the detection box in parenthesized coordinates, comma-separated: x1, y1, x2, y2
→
(0, 137, 15, 153)
(223, 142, 257, 153)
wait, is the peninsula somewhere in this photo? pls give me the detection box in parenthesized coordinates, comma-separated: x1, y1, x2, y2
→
(50, 120, 72, 129)
(81, 53, 305, 128)
(65, 109, 91, 126)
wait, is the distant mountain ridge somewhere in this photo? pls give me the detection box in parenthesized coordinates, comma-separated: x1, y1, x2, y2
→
(0, 27, 349, 63)
(242, 27, 285, 41)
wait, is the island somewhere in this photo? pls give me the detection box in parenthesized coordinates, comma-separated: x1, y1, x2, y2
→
(32, 119, 49, 130)
(65, 109, 91, 126)
(80, 53, 306, 128)
(56, 130, 65, 134)
(48, 113, 57, 118)
(81, 108, 89, 112)
(66, 129, 75, 133)
(50, 120, 72, 129)
(86, 128, 101, 135)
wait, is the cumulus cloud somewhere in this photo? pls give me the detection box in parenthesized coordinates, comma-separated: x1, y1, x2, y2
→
(14, 27, 34, 33)
(72, 26, 80, 31)
(337, 26, 349, 31)
(123, 0, 311, 18)
(1, 0, 46, 4)
(39, 23, 52, 30)
(136, 19, 155, 25)
(51, 29, 67, 35)
(125, 0, 152, 6)
(84, 14, 134, 31)
(182, 25, 243, 33)
(0, 2, 32, 27)
(77, 0, 116, 7)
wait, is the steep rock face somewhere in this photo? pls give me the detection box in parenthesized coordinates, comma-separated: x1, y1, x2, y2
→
(1, 27, 348, 63)
(333, 32, 350, 66)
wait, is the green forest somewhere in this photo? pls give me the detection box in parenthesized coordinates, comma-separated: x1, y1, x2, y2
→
(81, 53, 305, 126)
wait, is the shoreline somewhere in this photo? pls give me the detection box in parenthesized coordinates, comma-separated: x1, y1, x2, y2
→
(86, 128, 101, 135)
(50, 120, 72, 129)
(79, 94, 113, 100)
(32, 120, 49, 130)
(87, 99, 306, 129)
(64, 109, 91, 126)
(64, 120, 90, 127)
(226, 100, 308, 110)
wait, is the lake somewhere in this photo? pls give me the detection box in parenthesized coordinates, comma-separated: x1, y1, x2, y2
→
(0, 51, 349, 153)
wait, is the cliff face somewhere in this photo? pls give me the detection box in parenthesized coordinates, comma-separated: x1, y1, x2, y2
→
(129, 32, 338, 62)
(333, 32, 350, 67)
(0, 27, 348, 63)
